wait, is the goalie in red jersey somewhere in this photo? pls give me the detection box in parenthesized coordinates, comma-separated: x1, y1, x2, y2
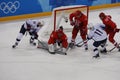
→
(69, 10, 88, 50)
(48, 26, 68, 55)
(99, 12, 120, 51)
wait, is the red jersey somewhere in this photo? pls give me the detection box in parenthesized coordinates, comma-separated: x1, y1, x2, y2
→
(69, 12, 88, 29)
(48, 30, 68, 48)
(101, 15, 116, 34)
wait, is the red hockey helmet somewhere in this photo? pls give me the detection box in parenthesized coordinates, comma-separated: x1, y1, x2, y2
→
(57, 26, 63, 37)
(75, 10, 82, 17)
(99, 12, 106, 19)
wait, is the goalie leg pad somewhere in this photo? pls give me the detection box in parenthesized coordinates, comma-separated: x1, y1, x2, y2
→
(48, 44, 55, 54)
(62, 48, 67, 55)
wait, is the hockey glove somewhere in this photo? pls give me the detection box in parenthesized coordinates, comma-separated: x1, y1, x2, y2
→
(114, 28, 120, 32)
(33, 32, 38, 39)
(87, 36, 92, 40)
(29, 31, 38, 39)
(70, 21, 75, 26)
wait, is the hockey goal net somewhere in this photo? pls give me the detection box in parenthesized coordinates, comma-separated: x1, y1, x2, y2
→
(39, 5, 89, 41)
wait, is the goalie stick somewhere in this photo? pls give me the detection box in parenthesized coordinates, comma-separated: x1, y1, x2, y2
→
(37, 39, 67, 55)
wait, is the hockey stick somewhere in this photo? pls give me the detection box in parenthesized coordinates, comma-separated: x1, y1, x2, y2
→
(37, 39, 48, 49)
(108, 47, 116, 52)
(75, 34, 91, 47)
(76, 38, 97, 47)
(76, 42, 85, 47)
(107, 43, 120, 52)
(37, 39, 67, 55)
(68, 40, 85, 48)
(76, 39, 89, 47)
(75, 40, 84, 46)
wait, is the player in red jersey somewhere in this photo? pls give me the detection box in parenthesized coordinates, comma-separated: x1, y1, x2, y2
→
(48, 26, 68, 54)
(99, 12, 120, 51)
(69, 10, 88, 50)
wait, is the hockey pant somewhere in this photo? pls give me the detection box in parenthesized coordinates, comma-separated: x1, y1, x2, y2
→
(72, 26, 87, 41)
(93, 38, 107, 55)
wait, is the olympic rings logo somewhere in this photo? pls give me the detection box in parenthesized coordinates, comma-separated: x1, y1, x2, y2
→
(0, 1, 20, 14)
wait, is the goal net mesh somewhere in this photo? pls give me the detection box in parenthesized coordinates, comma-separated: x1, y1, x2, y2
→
(39, 5, 89, 42)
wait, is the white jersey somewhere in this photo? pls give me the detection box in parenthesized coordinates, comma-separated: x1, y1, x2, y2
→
(24, 19, 41, 33)
(88, 23, 107, 41)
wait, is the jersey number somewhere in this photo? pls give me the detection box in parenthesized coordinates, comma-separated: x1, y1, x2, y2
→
(95, 29, 103, 36)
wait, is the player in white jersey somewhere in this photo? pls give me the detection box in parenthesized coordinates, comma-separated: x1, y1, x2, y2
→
(12, 19, 44, 48)
(87, 23, 107, 58)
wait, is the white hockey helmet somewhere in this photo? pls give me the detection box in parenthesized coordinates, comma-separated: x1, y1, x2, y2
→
(87, 23, 94, 30)
(37, 20, 45, 27)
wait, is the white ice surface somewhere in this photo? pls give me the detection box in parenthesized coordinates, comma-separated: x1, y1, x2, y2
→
(0, 7, 120, 80)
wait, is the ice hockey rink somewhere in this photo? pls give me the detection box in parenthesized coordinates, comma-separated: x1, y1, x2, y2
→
(0, 6, 120, 80)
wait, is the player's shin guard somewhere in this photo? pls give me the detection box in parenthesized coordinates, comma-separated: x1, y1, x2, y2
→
(12, 39, 20, 48)
(93, 47, 100, 58)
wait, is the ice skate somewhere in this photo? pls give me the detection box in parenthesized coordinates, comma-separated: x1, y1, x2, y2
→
(84, 44, 88, 50)
(69, 41, 75, 48)
(118, 47, 120, 52)
(100, 48, 107, 54)
(29, 38, 36, 46)
(93, 53, 100, 58)
(12, 42, 18, 48)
